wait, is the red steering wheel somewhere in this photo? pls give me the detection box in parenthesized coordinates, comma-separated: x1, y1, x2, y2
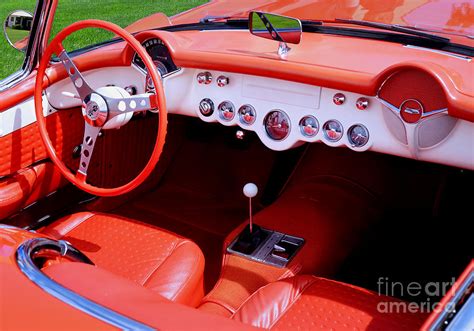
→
(34, 20, 167, 197)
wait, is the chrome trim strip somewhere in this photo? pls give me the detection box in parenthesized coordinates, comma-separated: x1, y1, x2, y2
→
(423, 107, 448, 117)
(377, 97, 448, 119)
(0, 0, 46, 91)
(16, 238, 153, 330)
(404, 45, 472, 61)
(430, 272, 474, 330)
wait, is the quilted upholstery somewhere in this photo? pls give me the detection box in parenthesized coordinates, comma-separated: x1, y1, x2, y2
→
(40, 212, 205, 307)
(0, 110, 83, 177)
(233, 275, 427, 330)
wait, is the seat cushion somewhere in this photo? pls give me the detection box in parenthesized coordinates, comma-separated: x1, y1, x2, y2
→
(40, 212, 205, 307)
(232, 275, 427, 330)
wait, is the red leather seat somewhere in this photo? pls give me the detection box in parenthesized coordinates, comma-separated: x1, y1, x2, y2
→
(232, 275, 427, 330)
(40, 212, 205, 307)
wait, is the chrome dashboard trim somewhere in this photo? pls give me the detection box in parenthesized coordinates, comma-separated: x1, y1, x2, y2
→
(403, 45, 472, 61)
(16, 238, 153, 330)
(377, 97, 448, 119)
(0, 0, 50, 91)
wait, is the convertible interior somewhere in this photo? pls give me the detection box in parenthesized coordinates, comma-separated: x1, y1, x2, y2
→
(0, 1, 473, 330)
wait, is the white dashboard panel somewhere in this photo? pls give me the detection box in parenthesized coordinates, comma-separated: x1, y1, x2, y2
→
(6, 65, 473, 171)
(181, 68, 474, 170)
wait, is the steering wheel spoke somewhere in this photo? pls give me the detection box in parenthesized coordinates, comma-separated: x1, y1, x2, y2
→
(57, 47, 94, 100)
(77, 123, 101, 180)
(106, 93, 158, 117)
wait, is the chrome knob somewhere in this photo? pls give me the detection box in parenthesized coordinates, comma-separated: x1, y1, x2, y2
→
(333, 93, 345, 105)
(356, 97, 369, 110)
(199, 98, 214, 117)
(217, 75, 229, 87)
(197, 72, 212, 85)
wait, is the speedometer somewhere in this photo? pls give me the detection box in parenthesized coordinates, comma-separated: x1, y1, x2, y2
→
(133, 38, 178, 76)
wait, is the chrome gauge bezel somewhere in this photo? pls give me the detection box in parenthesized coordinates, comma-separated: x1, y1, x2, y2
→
(238, 104, 257, 125)
(132, 37, 180, 78)
(299, 115, 319, 138)
(347, 124, 370, 148)
(322, 120, 344, 142)
(264, 110, 291, 141)
(218, 101, 235, 121)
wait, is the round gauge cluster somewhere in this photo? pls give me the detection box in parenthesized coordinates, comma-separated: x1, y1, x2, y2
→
(299, 116, 319, 137)
(264, 110, 291, 141)
(239, 105, 256, 125)
(133, 38, 179, 77)
(323, 120, 344, 142)
(197, 98, 369, 149)
(347, 124, 369, 147)
(218, 101, 235, 121)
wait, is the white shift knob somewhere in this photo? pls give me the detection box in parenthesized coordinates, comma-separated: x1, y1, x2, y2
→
(243, 183, 258, 198)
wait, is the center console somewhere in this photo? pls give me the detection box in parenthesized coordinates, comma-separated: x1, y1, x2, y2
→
(227, 224, 304, 268)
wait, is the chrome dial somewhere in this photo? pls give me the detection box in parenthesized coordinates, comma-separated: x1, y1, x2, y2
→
(239, 105, 256, 125)
(323, 120, 343, 142)
(299, 116, 319, 137)
(264, 110, 290, 141)
(348, 124, 369, 147)
(218, 101, 235, 121)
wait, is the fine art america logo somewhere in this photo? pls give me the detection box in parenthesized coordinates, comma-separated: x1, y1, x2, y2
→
(377, 277, 457, 314)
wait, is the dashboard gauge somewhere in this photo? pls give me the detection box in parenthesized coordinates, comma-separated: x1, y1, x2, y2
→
(265, 110, 290, 141)
(238, 105, 256, 125)
(299, 116, 319, 137)
(218, 101, 235, 121)
(133, 38, 178, 76)
(348, 124, 369, 147)
(323, 120, 343, 142)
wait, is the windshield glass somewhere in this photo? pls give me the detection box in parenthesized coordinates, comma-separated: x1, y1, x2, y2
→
(172, 0, 473, 44)
(50, 0, 207, 51)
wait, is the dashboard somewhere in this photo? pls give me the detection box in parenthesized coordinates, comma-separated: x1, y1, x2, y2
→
(37, 34, 474, 171)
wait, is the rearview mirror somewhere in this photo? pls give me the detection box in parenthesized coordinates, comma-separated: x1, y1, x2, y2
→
(3, 10, 33, 52)
(249, 11, 302, 58)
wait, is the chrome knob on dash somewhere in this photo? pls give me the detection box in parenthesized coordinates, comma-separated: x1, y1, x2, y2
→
(217, 75, 230, 87)
(197, 71, 213, 85)
(333, 93, 346, 105)
(356, 97, 369, 110)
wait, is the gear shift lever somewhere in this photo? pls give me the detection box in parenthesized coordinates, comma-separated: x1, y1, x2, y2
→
(243, 183, 258, 234)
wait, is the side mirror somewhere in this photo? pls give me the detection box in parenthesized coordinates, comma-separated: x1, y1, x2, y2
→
(3, 10, 33, 52)
(249, 11, 302, 58)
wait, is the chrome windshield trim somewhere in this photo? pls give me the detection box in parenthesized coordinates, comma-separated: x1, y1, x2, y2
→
(0, 0, 45, 91)
(16, 238, 153, 330)
(404, 45, 472, 61)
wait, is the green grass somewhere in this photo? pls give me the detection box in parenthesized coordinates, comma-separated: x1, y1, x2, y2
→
(0, 0, 36, 80)
(0, 0, 207, 80)
(5, 27, 30, 43)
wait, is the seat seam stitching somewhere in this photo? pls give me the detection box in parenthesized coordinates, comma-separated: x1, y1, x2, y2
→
(141, 239, 180, 287)
(267, 277, 319, 329)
